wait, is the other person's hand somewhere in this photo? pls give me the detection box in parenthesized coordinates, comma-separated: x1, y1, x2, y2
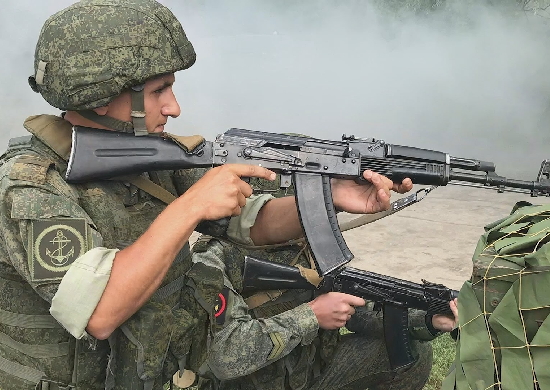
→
(308, 292, 366, 330)
(432, 298, 459, 332)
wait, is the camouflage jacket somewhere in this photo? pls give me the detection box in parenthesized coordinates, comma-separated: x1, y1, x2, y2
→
(189, 180, 444, 390)
(189, 237, 334, 390)
(0, 115, 267, 390)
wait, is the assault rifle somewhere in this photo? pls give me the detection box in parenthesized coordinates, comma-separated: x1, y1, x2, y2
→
(65, 126, 550, 275)
(242, 255, 459, 370)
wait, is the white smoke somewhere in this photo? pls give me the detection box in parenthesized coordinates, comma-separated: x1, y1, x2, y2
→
(2, 0, 550, 179)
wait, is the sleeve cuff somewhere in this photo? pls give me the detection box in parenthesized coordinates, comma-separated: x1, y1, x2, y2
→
(227, 194, 274, 245)
(293, 303, 319, 345)
(50, 247, 118, 339)
(408, 311, 440, 341)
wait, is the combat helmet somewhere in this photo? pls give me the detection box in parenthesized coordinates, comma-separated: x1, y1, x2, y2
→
(28, 0, 196, 135)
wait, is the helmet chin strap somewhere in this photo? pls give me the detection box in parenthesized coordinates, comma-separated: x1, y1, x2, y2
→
(129, 84, 148, 136)
(76, 110, 134, 133)
(76, 84, 149, 136)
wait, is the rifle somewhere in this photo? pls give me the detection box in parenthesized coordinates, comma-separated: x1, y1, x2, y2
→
(241, 255, 458, 370)
(65, 126, 550, 275)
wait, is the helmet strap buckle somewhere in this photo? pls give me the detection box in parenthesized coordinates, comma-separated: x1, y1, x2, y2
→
(130, 85, 148, 136)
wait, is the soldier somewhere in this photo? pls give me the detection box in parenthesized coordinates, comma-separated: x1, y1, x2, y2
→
(0, 0, 412, 389)
(188, 179, 459, 390)
(442, 201, 550, 390)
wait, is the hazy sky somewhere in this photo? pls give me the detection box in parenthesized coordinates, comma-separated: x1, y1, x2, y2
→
(2, 0, 550, 181)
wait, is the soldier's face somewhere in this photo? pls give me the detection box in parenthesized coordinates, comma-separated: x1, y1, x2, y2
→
(143, 73, 181, 133)
(104, 73, 181, 133)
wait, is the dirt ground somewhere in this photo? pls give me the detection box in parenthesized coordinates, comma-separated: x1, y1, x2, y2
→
(338, 184, 543, 291)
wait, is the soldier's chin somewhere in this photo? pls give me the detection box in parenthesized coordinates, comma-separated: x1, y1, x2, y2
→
(153, 125, 165, 133)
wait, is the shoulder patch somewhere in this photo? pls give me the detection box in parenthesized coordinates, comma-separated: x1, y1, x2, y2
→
(9, 155, 52, 184)
(28, 218, 88, 282)
(214, 286, 229, 325)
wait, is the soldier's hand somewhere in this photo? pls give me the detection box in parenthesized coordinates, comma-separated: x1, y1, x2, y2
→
(181, 164, 275, 221)
(308, 292, 366, 330)
(331, 170, 413, 215)
(432, 298, 459, 332)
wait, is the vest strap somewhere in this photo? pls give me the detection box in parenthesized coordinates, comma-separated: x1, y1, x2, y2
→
(0, 307, 61, 329)
(245, 290, 285, 309)
(0, 354, 44, 383)
(151, 273, 186, 302)
(0, 330, 70, 358)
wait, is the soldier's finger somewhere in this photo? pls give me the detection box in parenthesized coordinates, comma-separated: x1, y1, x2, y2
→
(393, 177, 413, 194)
(341, 294, 366, 307)
(236, 179, 254, 198)
(370, 171, 392, 197)
(232, 205, 242, 216)
(450, 298, 459, 317)
(376, 188, 391, 211)
(227, 164, 276, 180)
(237, 192, 247, 208)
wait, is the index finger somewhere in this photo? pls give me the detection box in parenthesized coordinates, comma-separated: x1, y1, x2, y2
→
(341, 294, 366, 307)
(392, 177, 413, 194)
(224, 164, 276, 181)
(450, 298, 459, 316)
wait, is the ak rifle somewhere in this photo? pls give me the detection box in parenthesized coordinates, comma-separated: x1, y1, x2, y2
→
(64, 126, 550, 275)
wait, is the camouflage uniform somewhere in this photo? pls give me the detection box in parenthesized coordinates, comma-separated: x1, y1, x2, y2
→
(0, 114, 274, 390)
(0, 1, 242, 387)
(189, 178, 439, 390)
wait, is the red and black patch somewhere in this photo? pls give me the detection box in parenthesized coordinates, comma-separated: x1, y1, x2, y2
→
(214, 287, 229, 325)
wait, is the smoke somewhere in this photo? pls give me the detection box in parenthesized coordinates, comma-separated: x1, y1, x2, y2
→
(2, 0, 550, 179)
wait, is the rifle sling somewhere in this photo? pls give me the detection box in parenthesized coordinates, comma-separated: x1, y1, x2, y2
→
(339, 210, 393, 232)
(245, 243, 322, 309)
(339, 186, 436, 232)
(124, 175, 177, 205)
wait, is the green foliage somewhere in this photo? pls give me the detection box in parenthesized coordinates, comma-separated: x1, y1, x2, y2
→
(423, 334, 456, 390)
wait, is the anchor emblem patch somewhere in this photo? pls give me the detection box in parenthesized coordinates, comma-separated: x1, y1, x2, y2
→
(30, 219, 88, 282)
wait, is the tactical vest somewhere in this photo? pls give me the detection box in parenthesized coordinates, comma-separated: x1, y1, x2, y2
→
(442, 201, 550, 390)
(191, 236, 340, 390)
(0, 115, 204, 390)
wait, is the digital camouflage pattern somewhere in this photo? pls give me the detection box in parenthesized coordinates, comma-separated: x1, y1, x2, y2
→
(29, 0, 196, 110)
(442, 201, 550, 390)
(0, 115, 208, 389)
(191, 236, 435, 390)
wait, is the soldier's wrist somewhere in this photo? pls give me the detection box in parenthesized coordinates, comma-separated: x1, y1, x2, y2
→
(424, 313, 442, 337)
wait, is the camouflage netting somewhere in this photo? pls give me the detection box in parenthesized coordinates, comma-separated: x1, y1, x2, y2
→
(443, 201, 550, 390)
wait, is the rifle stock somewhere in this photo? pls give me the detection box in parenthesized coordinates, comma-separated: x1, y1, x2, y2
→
(242, 256, 458, 370)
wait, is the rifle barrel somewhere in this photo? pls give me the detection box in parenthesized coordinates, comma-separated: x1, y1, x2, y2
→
(449, 172, 541, 191)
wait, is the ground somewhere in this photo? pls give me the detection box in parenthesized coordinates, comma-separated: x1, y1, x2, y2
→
(340, 183, 538, 390)
(340, 184, 536, 291)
